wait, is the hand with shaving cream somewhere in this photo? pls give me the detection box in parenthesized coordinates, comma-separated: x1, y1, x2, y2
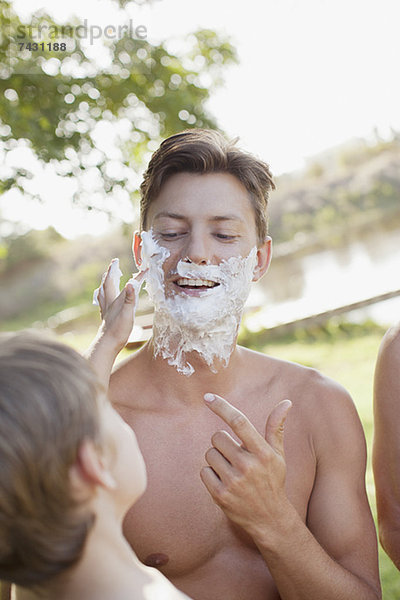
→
(86, 259, 146, 387)
(96, 260, 146, 344)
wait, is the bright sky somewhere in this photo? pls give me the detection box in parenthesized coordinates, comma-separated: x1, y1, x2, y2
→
(3, 0, 400, 237)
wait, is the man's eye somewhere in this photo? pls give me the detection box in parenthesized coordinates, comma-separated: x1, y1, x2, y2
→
(215, 233, 237, 240)
(159, 232, 185, 239)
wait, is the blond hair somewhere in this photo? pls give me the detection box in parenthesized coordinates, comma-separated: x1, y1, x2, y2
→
(140, 128, 276, 245)
(0, 331, 103, 587)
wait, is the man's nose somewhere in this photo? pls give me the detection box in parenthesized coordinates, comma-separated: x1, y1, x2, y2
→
(183, 234, 209, 265)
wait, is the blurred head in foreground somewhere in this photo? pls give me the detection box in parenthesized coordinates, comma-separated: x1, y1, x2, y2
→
(0, 331, 147, 593)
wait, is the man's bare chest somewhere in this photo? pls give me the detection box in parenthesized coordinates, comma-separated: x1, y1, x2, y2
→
(117, 400, 315, 579)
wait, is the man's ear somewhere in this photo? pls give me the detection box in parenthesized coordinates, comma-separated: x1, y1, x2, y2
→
(253, 236, 272, 282)
(133, 231, 142, 268)
(69, 440, 116, 494)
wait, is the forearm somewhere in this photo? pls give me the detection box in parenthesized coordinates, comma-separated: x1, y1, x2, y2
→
(253, 506, 380, 600)
(84, 327, 122, 390)
(378, 521, 400, 570)
(86, 276, 138, 388)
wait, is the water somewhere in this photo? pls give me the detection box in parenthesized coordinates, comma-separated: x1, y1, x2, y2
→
(246, 226, 400, 331)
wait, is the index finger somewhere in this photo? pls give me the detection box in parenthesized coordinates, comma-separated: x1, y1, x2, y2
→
(204, 393, 266, 454)
(103, 258, 123, 300)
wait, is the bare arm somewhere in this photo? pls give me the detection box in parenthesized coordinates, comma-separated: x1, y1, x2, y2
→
(373, 324, 400, 568)
(201, 386, 380, 600)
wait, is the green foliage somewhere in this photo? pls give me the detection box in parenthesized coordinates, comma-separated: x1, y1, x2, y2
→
(239, 317, 387, 352)
(0, 0, 237, 207)
(306, 161, 325, 179)
(338, 136, 398, 169)
(270, 136, 400, 246)
(0, 226, 63, 272)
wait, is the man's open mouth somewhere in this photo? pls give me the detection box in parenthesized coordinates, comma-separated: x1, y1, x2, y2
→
(175, 278, 220, 290)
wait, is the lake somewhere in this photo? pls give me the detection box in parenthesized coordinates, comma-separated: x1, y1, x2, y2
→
(245, 225, 400, 332)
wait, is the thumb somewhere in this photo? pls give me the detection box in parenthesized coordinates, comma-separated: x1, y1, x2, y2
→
(265, 399, 292, 456)
(124, 283, 137, 305)
(125, 269, 147, 305)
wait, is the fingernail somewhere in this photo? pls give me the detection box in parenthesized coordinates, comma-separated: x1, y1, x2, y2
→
(204, 393, 215, 403)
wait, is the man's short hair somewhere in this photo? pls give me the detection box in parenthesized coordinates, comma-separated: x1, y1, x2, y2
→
(0, 331, 103, 588)
(140, 129, 275, 244)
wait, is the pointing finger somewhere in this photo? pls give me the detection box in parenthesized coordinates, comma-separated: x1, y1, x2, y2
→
(204, 394, 265, 454)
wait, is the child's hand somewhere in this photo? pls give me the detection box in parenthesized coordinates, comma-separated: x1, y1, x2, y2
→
(94, 259, 147, 352)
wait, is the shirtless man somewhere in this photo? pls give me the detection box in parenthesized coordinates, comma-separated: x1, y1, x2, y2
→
(89, 129, 381, 599)
(373, 322, 400, 569)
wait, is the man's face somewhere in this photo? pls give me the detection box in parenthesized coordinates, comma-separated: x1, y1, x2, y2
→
(143, 171, 270, 297)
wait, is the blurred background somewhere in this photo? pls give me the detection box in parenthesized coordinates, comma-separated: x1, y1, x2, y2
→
(1, 0, 400, 596)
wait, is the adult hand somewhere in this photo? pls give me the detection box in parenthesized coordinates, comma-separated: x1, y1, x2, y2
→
(200, 394, 292, 541)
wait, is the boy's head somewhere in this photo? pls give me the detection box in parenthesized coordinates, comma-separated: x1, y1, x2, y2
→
(0, 331, 103, 587)
(139, 128, 275, 245)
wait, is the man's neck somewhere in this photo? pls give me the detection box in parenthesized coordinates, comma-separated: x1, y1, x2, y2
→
(140, 339, 247, 406)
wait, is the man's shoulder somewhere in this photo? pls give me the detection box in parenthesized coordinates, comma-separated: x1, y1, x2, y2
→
(374, 323, 400, 413)
(241, 345, 349, 394)
(240, 345, 357, 428)
(112, 350, 141, 375)
(378, 322, 400, 361)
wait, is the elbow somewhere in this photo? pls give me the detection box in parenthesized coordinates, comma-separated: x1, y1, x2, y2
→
(379, 531, 400, 570)
(377, 517, 400, 570)
(370, 589, 382, 600)
(375, 485, 400, 569)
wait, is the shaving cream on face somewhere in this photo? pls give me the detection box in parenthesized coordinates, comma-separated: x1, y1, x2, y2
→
(139, 230, 258, 376)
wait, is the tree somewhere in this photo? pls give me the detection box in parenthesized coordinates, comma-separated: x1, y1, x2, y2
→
(0, 0, 237, 215)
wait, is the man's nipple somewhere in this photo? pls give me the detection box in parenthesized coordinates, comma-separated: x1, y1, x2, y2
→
(144, 553, 170, 568)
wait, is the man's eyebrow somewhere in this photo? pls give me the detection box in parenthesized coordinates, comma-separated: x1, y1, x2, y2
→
(209, 215, 244, 223)
(153, 212, 244, 223)
(153, 212, 186, 221)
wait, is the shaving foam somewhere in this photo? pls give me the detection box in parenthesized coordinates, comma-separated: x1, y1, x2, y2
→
(139, 230, 257, 376)
(93, 258, 123, 306)
(93, 258, 144, 315)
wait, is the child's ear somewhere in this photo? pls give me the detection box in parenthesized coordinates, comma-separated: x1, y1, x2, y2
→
(69, 440, 116, 495)
(133, 232, 142, 268)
